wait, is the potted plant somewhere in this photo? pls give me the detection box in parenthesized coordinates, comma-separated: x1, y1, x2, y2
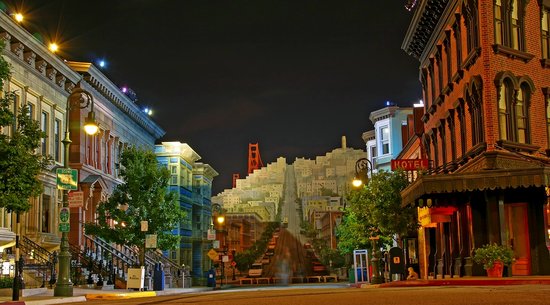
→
(473, 243, 515, 277)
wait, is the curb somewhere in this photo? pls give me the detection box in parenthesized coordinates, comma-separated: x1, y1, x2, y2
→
(85, 291, 156, 300)
(0, 296, 87, 305)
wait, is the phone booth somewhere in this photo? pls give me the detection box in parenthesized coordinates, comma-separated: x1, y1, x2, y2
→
(353, 249, 370, 284)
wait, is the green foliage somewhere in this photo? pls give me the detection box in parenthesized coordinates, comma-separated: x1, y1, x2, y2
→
(337, 170, 418, 254)
(473, 243, 515, 269)
(0, 277, 12, 288)
(0, 41, 49, 213)
(84, 146, 184, 251)
(234, 222, 279, 271)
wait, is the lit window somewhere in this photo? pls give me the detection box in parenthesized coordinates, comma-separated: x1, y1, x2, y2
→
(380, 126, 390, 155)
(41, 111, 48, 156)
(54, 119, 61, 162)
(543, 8, 550, 59)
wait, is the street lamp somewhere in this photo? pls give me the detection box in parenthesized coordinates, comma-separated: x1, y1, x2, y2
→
(352, 158, 383, 284)
(54, 88, 98, 297)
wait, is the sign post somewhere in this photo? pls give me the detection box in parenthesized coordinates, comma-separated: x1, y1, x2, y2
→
(56, 168, 78, 190)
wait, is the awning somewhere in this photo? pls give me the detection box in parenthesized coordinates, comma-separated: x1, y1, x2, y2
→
(401, 167, 550, 207)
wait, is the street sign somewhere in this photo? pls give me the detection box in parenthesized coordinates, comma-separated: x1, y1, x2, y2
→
(59, 207, 70, 232)
(56, 168, 78, 190)
(207, 249, 218, 261)
(140, 220, 148, 232)
(145, 234, 157, 248)
(222, 255, 229, 263)
(68, 191, 84, 208)
(59, 223, 70, 233)
(207, 229, 216, 240)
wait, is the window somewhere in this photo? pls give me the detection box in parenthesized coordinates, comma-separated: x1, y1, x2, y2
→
(497, 78, 531, 143)
(41, 111, 48, 155)
(464, 0, 480, 53)
(495, 0, 525, 50)
(439, 121, 447, 166)
(27, 103, 34, 119)
(543, 8, 550, 59)
(516, 87, 527, 143)
(457, 102, 467, 156)
(498, 82, 510, 140)
(453, 17, 463, 71)
(54, 119, 61, 162)
(467, 80, 484, 146)
(547, 92, 550, 148)
(448, 111, 457, 162)
(370, 145, 377, 159)
(495, 0, 503, 44)
(380, 126, 389, 155)
(42, 195, 50, 233)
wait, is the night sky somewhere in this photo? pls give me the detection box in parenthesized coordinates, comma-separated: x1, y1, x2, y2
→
(7, 1, 421, 194)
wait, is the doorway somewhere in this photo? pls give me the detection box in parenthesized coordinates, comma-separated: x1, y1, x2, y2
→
(504, 203, 531, 275)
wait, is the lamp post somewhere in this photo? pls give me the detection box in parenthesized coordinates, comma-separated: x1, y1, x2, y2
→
(54, 88, 98, 297)
(352, 158, 383, 284)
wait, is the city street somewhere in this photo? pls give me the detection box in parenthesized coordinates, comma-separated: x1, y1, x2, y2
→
(67, 285, 550, 305)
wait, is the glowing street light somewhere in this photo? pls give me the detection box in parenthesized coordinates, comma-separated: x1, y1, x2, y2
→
(14, 13, 23, 23)
(49, 43, 59, 53)
(54, 88, 98, 297)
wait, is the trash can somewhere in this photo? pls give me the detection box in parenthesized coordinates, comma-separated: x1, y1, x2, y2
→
(153, 263, 165, 291)
(206, 268, 216, 288)
(348, 268, 355, 283)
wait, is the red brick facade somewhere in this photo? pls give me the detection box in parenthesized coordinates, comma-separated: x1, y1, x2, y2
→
(401, 0, 550, 279)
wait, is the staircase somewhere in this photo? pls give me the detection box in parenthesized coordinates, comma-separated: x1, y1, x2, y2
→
(69, 235, 182, 289)
(19, 236, 55, 288)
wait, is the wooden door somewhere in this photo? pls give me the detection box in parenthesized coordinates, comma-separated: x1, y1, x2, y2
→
(504, 203, 531, 275)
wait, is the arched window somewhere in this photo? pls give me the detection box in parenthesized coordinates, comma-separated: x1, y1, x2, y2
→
(494, 0, 526, 51)
(467, 80, 484, 146)
(498, 80, 512, 140)
(464, 0, 479, 52)
(516, 85, 529, 143)
(496, 75, 532, 144)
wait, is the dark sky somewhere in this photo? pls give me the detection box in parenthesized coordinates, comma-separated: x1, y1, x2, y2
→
(7, 1, 421, 194)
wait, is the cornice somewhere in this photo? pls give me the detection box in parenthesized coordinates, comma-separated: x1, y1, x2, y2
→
(67, 61, 165, 139)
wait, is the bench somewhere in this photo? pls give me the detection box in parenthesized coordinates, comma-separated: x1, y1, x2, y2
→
(323, 275, 338, 282)
(239, 278, 255, 285)
(306, 276, 322, 283)
(256, 277, 271, 284)
(291, 276, 304, 283)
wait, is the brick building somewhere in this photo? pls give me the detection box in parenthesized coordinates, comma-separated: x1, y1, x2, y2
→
(401, 0, 550, 278)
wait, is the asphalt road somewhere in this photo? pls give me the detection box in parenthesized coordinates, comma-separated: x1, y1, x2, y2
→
(71, 285, 550, 305)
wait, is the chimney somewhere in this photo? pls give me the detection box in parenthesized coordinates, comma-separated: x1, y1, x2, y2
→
(341, 136, 347, 149)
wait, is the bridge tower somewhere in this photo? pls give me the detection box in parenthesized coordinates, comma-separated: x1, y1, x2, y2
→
(247, 143, 264, 174)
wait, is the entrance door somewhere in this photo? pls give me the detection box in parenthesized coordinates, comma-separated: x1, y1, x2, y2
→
(504, 203, 531, 275)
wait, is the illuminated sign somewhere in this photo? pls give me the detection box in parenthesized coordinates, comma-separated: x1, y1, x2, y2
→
(391, 159, 429, 171)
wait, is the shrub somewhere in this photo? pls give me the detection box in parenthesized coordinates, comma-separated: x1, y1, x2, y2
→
(473, 243, 515, 269)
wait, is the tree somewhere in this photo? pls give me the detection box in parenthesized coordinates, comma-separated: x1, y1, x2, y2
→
(0, 46, 48, 213)
(337, 170, 418, 254)
(84, 146, 184, 264)
(0, 41, 49, 300)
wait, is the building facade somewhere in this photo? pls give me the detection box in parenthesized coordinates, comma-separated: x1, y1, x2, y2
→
(401, 0, 550, 278)
(362, 103, 413, 172)
(155, 142, 218, 284)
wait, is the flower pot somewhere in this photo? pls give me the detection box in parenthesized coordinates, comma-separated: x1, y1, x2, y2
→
(486, 260, 504, 277)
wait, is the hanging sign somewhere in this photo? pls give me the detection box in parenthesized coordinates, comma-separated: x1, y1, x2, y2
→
(56, 168, 78, 190)
(145, 234, 157, 249)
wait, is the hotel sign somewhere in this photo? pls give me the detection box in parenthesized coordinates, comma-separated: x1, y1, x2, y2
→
(391, 159, 429, 171)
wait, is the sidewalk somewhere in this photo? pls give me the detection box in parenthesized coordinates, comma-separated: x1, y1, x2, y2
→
(0, 286, 210, 305)
(354, 276, 550, 288)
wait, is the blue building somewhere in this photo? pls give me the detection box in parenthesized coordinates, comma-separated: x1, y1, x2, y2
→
(362, 102, 413, 172)
(155, 142, 218, 285)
